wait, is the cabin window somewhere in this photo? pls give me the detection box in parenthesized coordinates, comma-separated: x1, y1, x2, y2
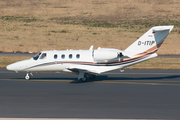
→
(33, 52, 41, 60)
(40, 53, 47, 59)
(54, 54, 58, 59)
(69, 54, 72, 59)
(76, 54, 80, 59)
(61, 54, 65, 59)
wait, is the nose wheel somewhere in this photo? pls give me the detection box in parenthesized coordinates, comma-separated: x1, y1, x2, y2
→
(25, 73, 33, 80)
(25, 73, 30, 80)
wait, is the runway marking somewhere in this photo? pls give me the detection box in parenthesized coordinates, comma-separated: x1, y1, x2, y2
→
(27, 79, 73, 82)
(0, 118, 123, 120)
(1, 79, 180, 86)
(94, 80, 180, 86)
(1, 79, 180, 83)
(0, 79, 72, 82)
(104, 80, 180, 82)
(105, 72, 180, 75)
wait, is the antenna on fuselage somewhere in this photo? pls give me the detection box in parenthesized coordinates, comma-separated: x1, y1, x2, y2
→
(89, 45, 93, 50)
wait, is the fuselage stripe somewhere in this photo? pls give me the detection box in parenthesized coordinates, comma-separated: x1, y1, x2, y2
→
(23, 49, 155, 71)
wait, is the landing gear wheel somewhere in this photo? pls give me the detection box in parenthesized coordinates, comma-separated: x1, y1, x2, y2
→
(80, 77, 87, 82)
(89, 75, 96, 80)
(25, 73, 30, 80)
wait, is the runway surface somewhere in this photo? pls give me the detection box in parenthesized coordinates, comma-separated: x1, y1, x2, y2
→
(0, 68, 180, 119)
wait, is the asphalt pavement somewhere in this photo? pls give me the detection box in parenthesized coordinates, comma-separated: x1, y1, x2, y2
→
(0, 68, 180, 119)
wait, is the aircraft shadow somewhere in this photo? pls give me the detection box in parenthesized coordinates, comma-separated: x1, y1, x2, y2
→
(95, 75, 180, 81)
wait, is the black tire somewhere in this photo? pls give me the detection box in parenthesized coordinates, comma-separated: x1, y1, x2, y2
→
(89, 75, 96, 80)
(25, 75, 30, 80)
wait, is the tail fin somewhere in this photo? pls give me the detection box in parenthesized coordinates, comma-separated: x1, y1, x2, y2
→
(124, 26, 174, 57)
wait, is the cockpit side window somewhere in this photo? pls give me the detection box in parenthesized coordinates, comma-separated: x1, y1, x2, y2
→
(33, 52, 41, 60)
(40, 53, 47, 59)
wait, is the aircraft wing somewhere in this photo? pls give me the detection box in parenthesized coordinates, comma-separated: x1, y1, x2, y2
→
(66, 67, 100, 75)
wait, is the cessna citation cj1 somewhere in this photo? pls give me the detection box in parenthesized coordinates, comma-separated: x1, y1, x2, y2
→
(7, 26, 174, 81)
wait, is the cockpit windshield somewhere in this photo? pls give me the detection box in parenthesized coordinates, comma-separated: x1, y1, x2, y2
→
(33, 52, 41, 60)
(39, 53, 47, 59)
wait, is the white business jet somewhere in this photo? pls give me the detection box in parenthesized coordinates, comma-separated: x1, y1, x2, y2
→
(6, 26, 174, 81)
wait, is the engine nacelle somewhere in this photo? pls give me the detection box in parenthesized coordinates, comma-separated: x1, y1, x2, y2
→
(93, 50, 118, 61)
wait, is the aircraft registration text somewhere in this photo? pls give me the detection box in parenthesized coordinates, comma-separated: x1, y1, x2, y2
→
(138, 41, 155, 46)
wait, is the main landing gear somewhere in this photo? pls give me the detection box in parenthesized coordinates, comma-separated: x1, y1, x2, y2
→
(78, 71, 96, 82)
(25, 73, 33, 80)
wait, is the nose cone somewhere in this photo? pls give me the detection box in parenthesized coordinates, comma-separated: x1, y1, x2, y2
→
(6, 64, 16, 71)
(6, 59, 31, 71)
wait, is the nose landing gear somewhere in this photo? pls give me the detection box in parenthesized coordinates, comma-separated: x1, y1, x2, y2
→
(25, 73, 33, 80)
(25, 73, 30, 80)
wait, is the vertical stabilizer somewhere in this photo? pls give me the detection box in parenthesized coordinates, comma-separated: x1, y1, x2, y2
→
(124, 26, 174, 57)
